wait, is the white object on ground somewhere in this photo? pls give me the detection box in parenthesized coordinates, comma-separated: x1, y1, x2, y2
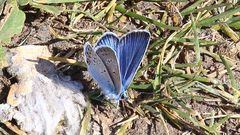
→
(0, 45, 86, 135)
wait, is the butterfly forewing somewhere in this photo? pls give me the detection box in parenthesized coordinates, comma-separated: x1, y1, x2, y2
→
(84, 43, 118, 98)
(95, 46, 121, 94)
(96, 32, 119, 51)
(118, 30, 150, 90)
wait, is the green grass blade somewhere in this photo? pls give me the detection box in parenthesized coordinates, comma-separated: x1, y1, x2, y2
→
(229, 20, 240, 29)
(18, 0, 30, 6)
(219, 54, 239, 90)
(0, 0, 25, 45)
(209, 116, 229, 134)
(228, 16, 240, 29)
(163, 65, 219, 83)
(33, 0, 91, 4)
(115, 4, 179, 30)
(191, 14, 201, 65)
(130, 83, 152, 90)
(30, 2, 63, 15)
(182, 3, 231, 16)
(198, 5, 240, 27)
(180, 0, 205, 16)
(172, 37, 221, 47)
(0, 46, 5, 68)
(142, 0, 188, 2)
(196, 82, 221, 96)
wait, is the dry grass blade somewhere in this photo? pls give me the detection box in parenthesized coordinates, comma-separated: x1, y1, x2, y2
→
(116, 121, 131, 135)
(94, 0, 116, 21)
(159, 105, 208, 135)
(1, 0, 240, 134)
(39, 56, 87, 68)
(115, 115, 138, 135)
(4, 122, 27, 135)
(154, 31, 178, 90)
(80, 102, 92, 135)
(220, 23, 239, 42)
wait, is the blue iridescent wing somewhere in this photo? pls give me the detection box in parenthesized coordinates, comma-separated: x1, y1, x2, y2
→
(95, 46, 121, 95)
(118, 30, 151, 91)
(96, 32, 119, 51)
(95, 30, 151, 96)
(84, 43, 119, 100)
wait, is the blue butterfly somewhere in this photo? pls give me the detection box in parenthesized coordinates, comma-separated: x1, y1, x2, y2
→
(84, 30, 150, 101)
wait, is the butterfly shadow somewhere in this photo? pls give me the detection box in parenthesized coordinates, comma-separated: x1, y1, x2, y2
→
(34, 58, 84, 94)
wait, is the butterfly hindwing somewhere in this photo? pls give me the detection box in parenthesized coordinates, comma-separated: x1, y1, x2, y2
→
(84, 43, 119, 99)
(118, 30, 151, 91)
(95, 46, 121, 95)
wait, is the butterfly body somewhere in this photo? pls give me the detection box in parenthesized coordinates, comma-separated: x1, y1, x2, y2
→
(84, 30, 150, 101)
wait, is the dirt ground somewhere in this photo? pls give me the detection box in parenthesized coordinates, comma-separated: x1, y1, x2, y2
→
(1, 1, 240, 135)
